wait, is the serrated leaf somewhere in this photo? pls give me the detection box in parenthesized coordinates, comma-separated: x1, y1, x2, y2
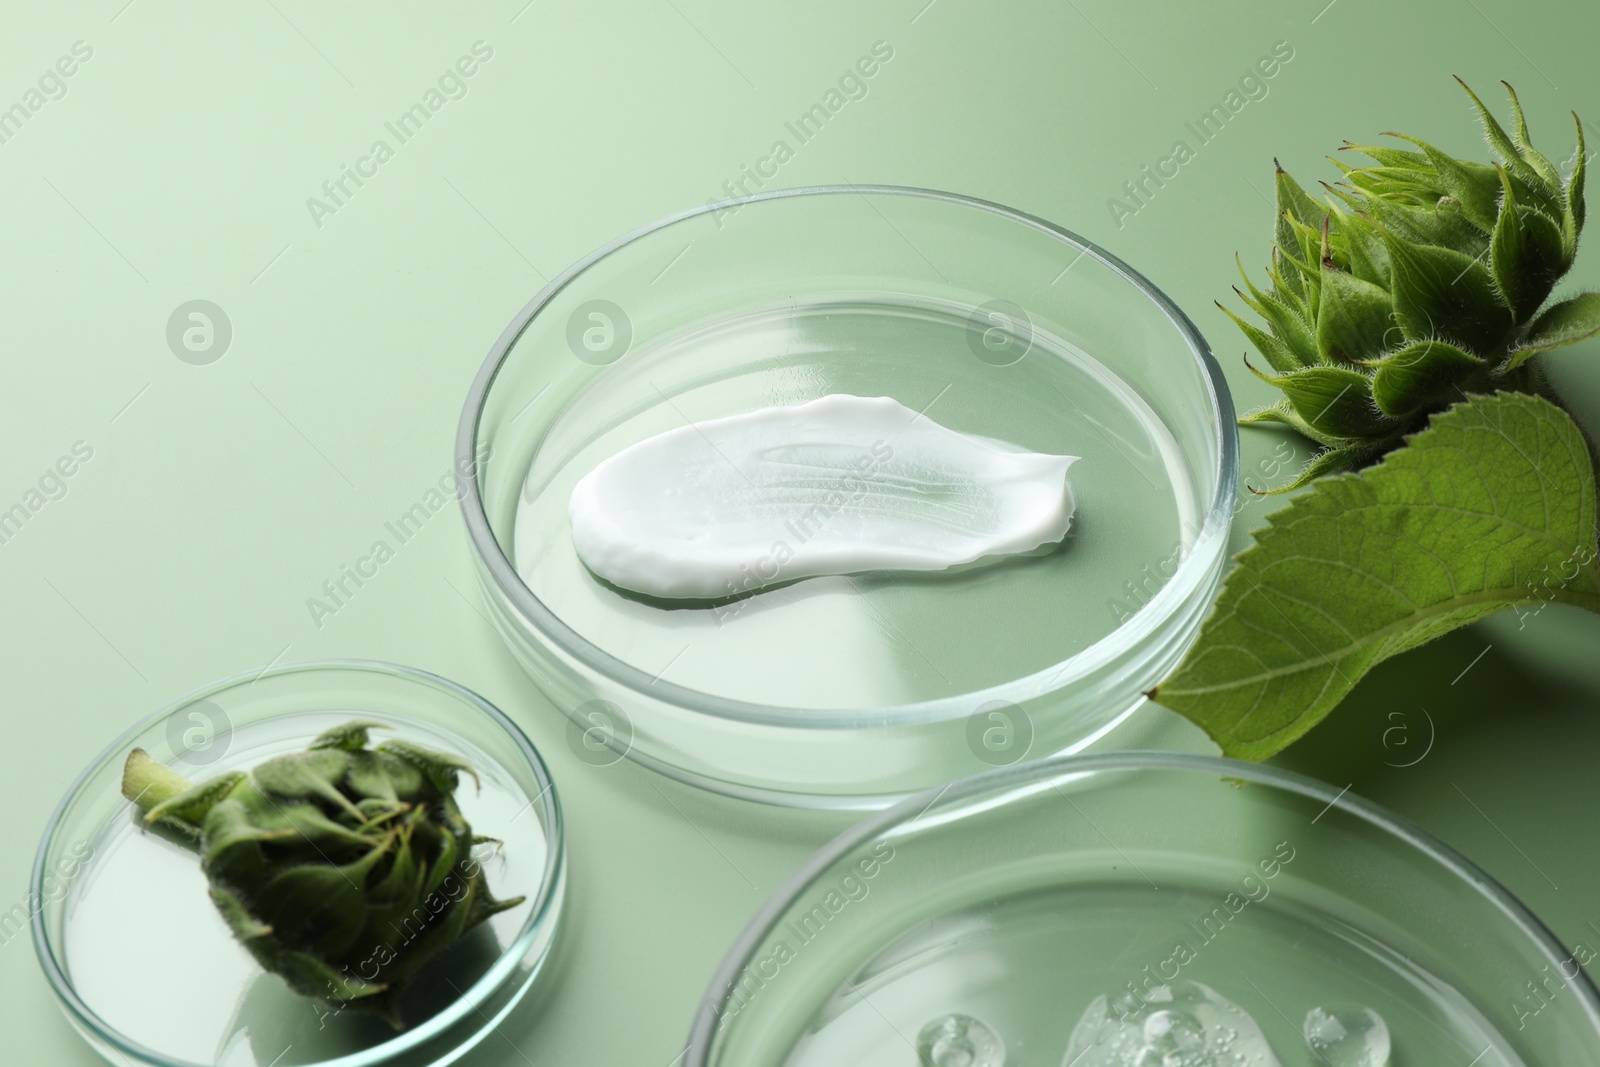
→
(1382, 229, 1514, 350)
(1315, 268, 1395, 363)
(1491, 165, 1568, 321)
(310, 720, 391, 752)
(1509, 291, 1600, 368)
(1153, 393, 1600, 760)
(1369, 340, 1486, 417)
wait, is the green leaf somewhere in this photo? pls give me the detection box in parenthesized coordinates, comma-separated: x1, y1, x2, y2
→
(1565, 112, 1587, 256)
(1219, 302, 1303, 374)
(1274, 164, 1325, 297)
(209, 884, 274, 946)
(1509, 291, 1600, 368)
(1255, 364, 1392, 439)
(121, 749, 195, 818)
(421, 828, 460, 900)
(1456, 77, 1562, 214)
(377, 740, 481, 795)
(1315, 268, 1395, 363)
(1332, 210, 1389, 287)
(345, 749, 399, 803)
(1382, 229, 1514, 350)
(375, 749, 427, 802)
(1369, 340, 1485, 417)
(370, 830, 424, 906)
(253, 842, 388, 958)
(1255, 444, 1372, 495)
(310, 720, 390, 752)
(1239, 401, 1355, 451)
(252, 750, 363, 821)
(1153, 393, 1600, 760)
(201, 798, 295, 890)
(1354, 190, 1488, 259)
(141, 771, 244, 833)
(1501, 81, 1562, 186)
(1491, 166, 1569, 321)
(1342, 140, 1429, 169)
(1385, 132, 1503, 231)
(274, 949, 388, 1003)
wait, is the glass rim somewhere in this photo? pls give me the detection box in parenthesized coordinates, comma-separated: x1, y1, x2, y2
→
(683, 749, 1600, 1063)
(30, 657, 566, 1067)
(455, 183, 1240, 728)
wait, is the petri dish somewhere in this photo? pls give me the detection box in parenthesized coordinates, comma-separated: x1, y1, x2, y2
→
(458, 186, 1237, 807)
(31, 660, 565, 1067)
(685, 752, 1600, 1065)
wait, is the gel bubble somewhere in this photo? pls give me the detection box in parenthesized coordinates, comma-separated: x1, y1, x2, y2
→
(917, 1013, 1005, 1067)
(1061, 980, 1281, 1066)
(1303, 1006, 1391, 1067)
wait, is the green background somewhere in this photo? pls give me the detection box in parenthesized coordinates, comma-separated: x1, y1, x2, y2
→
(3, 0, 1599, 1063)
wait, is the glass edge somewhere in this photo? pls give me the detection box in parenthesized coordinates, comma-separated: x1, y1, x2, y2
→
(30, 658, 566, 1067)
(453, 183, 1241, 731)
(681, 749, 1600, 1065)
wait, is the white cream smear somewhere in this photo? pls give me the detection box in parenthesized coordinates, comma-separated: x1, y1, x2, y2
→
(567, 394, 1078, 600)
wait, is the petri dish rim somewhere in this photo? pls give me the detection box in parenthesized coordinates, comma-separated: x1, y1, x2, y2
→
(682, 750, 1600, 1064)
(455, 183, 1239, 731)
(30, 658, 566, 1067)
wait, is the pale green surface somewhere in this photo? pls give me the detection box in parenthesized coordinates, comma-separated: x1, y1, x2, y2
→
(2, 2, 1598, 1064)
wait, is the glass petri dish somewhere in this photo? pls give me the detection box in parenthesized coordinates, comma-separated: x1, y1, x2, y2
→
(31, 660, 565, 1067)
(685, 753, 1600, 1066)
(457, 185, 1237, 808)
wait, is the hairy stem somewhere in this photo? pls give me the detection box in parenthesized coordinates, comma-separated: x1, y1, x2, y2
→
(121, 748, 193, 813)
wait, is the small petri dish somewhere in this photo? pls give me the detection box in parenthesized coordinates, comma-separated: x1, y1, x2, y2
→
(457, 185, 1237, 807)
(31, 660, 565, 1067)
(685, 753, 1600, 1066)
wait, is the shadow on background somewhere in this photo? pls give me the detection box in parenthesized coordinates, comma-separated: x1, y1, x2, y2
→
(1270, 605, 1600, 956)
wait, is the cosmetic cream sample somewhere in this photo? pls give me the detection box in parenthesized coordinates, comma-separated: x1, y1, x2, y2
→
(566, 394, 1077, 600)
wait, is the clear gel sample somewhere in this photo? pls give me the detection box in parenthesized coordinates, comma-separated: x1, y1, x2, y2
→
(566, 394, 1078, 600)
(1062, 980, 1281, 1067)
(917, 1013, 1006, 1067)
(1303, 1006, 1391, 1067)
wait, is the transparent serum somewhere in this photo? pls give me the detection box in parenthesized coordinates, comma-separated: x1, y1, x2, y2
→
(562, 394, 1078, 600)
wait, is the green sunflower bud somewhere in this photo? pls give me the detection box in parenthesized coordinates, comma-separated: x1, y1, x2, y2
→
(120, 721, 524, 1029)
(1232, 80, 1600, 490)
